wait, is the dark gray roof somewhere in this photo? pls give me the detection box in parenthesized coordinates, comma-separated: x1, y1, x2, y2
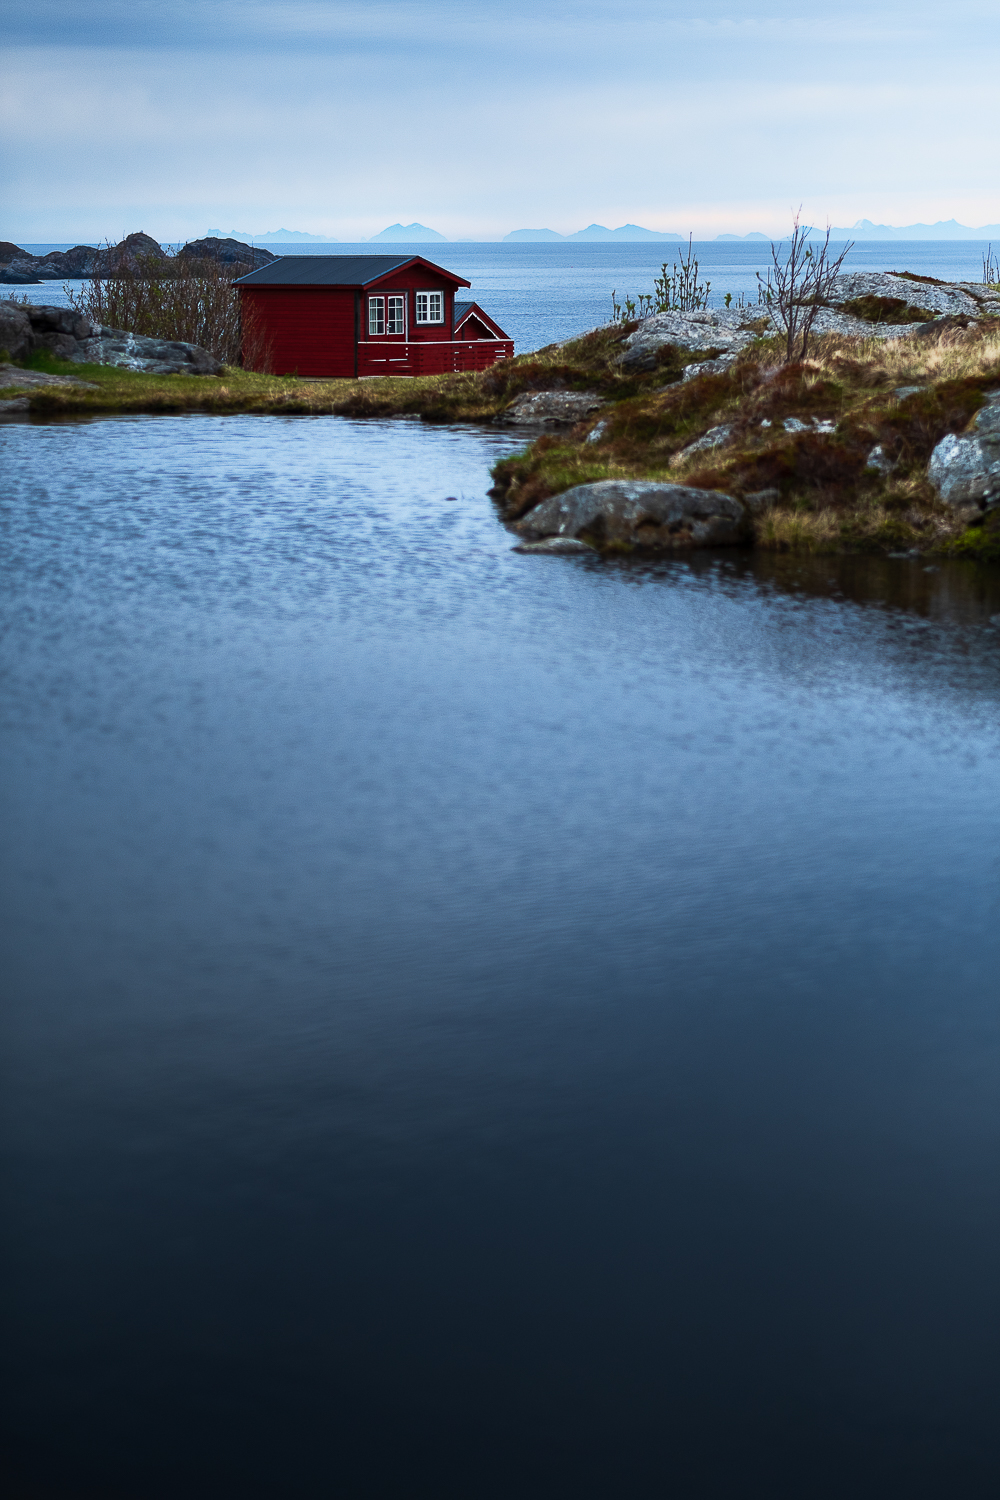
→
(454, 301, 475, 321)
(234, 254, 469, 288)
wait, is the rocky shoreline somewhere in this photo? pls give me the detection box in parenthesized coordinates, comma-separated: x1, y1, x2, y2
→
(0, 232, 275, 284)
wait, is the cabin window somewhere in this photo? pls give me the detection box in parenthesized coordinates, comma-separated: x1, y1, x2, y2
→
(386, 295, 406, 335)
(415, 291, 444, 325)
(369, 295, 406, 336)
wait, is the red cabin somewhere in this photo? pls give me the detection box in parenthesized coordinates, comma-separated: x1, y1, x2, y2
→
(235, 255, 514, 377)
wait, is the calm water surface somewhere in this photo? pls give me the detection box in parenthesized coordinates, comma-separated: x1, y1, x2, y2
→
(2, 413, 1000, 1498)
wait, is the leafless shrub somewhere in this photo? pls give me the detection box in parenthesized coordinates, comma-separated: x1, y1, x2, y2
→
(66, 245, 271, 368)
(757, 212, 854, 363)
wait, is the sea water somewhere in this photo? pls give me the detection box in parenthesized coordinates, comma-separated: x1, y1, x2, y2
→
(2, 413, 1000, 1497)
(12, 239, 996, 351)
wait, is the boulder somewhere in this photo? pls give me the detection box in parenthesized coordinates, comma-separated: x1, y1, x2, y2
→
(928, 434, 1000, 509)
(0, 302, 222, 376)
(94, 233, 169, 274)
(673, 424, 734, 463)
(683, 355, 736, 381)
(513, 537, 596, 554)
(73, 328, 223, 375)
(516, 479, 749, 550)
(24, 304, 92, 340)
(927, 393, 1000, 509)
(501, 390, 604, 425)
(31, 332, 81, 360)
(825, 271, 983, 321)
(179, 237, 276, 269)
(622, 309, 759, 371)
(0, 303, 32, 360)
(36, 245, 101, 278)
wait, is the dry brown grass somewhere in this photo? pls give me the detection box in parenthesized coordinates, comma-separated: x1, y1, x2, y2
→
(489, 319, 1000, 556)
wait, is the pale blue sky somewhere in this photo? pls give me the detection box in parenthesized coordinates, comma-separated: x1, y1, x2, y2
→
(2, 0, 998, 241)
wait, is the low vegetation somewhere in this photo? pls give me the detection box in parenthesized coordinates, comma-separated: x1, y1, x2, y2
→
(64, 251, 267, 366)
(489, 316, 1000, 560)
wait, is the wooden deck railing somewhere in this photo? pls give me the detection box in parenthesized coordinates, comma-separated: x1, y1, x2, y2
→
(358, 340, 514, 378)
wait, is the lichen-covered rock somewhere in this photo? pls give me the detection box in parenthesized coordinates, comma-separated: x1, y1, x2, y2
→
(866, 444, 896, 476)
(620, 302, 928, 373)
(73, 329, 223, 375)
(683, 355, 736, 381)
(673, 424, 734, 463)
(622, 310, 759, 371)
(0, 301, 223, 375)
(516, 479, 749, 550)
(501, 390, 603, 425)
(928, 434, 1000, 509)
(825, 271, 983, 321)
(928, 397, 1000, 509)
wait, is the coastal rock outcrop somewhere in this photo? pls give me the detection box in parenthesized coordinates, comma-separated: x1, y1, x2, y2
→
(0, 232, 274, 284)
(622, 310, 758, 371)
(0, 233, 169, 284)
(178, 237, 276, 269)
(516, 479, 749, 550)
(927, 392, 1000, 510)
(618, 274, 1000, 374)
(0, 302, 223, 375)
(824, 271, 1000, 321)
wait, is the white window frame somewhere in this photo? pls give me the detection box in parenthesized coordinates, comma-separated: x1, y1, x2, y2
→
(368, 296, 385, 336)
(415, 290, 445, 325)
(386, 294, 406, 336)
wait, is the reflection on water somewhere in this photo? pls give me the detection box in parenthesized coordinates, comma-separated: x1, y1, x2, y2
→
(2, 414, 1000, 1499)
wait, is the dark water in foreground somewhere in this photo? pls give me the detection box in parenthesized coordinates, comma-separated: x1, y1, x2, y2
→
(3, 413, 1000, 1498)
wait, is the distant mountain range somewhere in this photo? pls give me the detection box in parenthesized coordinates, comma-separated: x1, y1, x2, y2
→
(721, 220, 1000, 241)
(200, 217, 1000, 245)
(207, 228, 333, 242)
(504, 224, 683, 242)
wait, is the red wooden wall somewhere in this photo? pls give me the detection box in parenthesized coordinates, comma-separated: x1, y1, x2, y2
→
(242, 288, 356, 377)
